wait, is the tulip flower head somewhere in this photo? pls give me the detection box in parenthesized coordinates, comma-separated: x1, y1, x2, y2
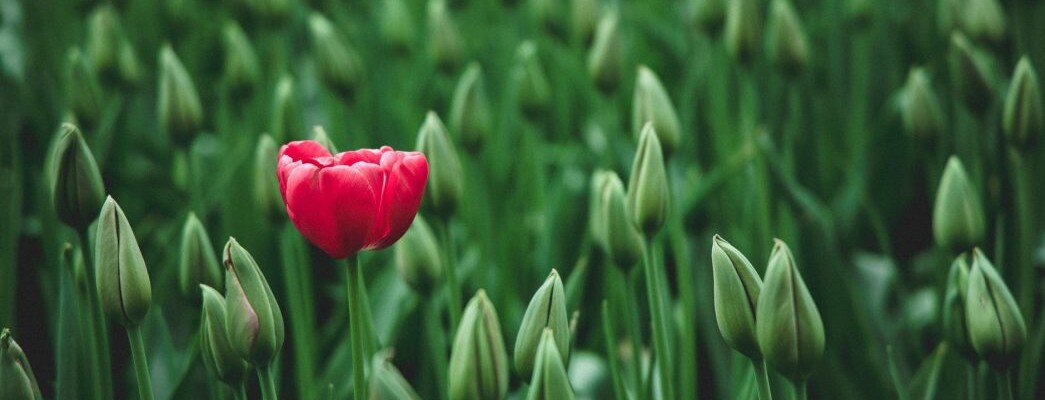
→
(0, 329, 43, 400)
(966, 248, 1026, 369)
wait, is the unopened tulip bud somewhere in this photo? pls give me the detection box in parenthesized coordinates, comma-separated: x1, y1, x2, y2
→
(710, 235, 762, 359)
(311, 126, 338, 154)
(380, 0, 415, 54)
(0, 329, 43, 400)
(51, 123, 105, 231)
(1003, 57, 1042, 145)
(395, 215, 443, 295)
(690, 0, 727, 35)
(600, 173, 644, 268)
(724, 0, 761, 65)
(587, 11, 621, 93)
(66, 48, 103, 128)
(449, 290, 508, 400)
(158, 46, 203, 146)
(310, 13, 363, 101)
(515, 270, 570, 380)
(526, 329, 576, 400)
(966, 248, 1026, 369)
(530, 0, 566, 38)
(632, 66, 681, 154)
(960, 0, 1005, 45)
(245, 0, 292, 25)
(932, 156, 985, 252)
(570, 0, 598, 46)
(427, 0, 464, 72)
(627, 124, 669, 237)
(370, 350, 422, 400)
(514, 42, 551, 118)
(270, 75, 301, 145)
(449, 63, 492, 151)
(900, 68, 945, 139)
(200, 285, 250, 385)
(224, 238, 284, 366)
(86, 5, 138, 87)
(756, 240, 824, 382)
(942, 253, 976, 360)
(253, 135, 282, 218)
(416, 111, 463, 215)
(96, 196, 152, 327)
(179, 213, 222, 302)
(588, 170, 613, 251)
(949, 32, 995, 115)
(222, 22, 261, 97)
(765, 0, 809, 76)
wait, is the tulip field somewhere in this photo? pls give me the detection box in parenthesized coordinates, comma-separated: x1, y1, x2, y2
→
(3, 0, 1045, 399)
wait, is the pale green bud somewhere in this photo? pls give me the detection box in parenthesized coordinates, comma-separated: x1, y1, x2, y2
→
(570, 0, 599, 46)
(899, 68, 945, 139)
(427, 0, 464, 72)
(179, 213, 222, 302)
(380, 0, 415, 54)
(158, 45, 203, 145)
(0, 329, 43, 400)
(416, 111, 464, 215)
(960, 0, 1005, 45)
(966, 248, 1026, 369)
(530, 0, 566, 38)
(626, 124, 669, 237)
(200, 284, 250, 385)
(66, 48, 104, 128)
(395, 215, 443, 295)
(86, 5, 139, 87)
(449, 63, 493, 151)
(948, 32, 995, 115)
(222, 21, 261, 97)
(514, 41, 551, 118)
(724, 0, 761, 65)
(600, 172, 644, 269)
(310, 13, 363, 101)
(588, 169, 612, 253)
(632, 66, 680, 154)
(253, 135, 282, 218)
(756, 240, 824, 382)
(96, 196, 153, 327)
(224, 237, 285, 367)
(51, 123, 106, 231)
(515, 270, 570, 381)
(710, 235, 762, 359)
(449, 290, 508, 400)
(942, 253, 976, 361)
(932, 156, 985, 252)
(586, 11, 621, 93)
(1002, 57, 1043, 145)
(526, 329, 576, 400)
(311, 126, 339, 154)
(370, 350, 422, 400)
(270, 75, 301, 145)
(765, 0, 809, 75)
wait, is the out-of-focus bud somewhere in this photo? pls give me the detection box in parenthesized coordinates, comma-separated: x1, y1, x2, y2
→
(588, 170, 612, 253)
(599, 172, 644, 268)
(765, 0, 809, 76)
(448, 290, 508, 400)
(253, 135, 282, 217)
(395, 215, 443, 295)
(311, 126, 338, 153)
(416, 111, 463, 215)
(586, 10, 621, 93)
(942, 253, 976, 361)
(270, 75, 301, 145)
(966, 248, 1026, 369)
(449, 63, 492, 151)
(960, 0, 1005, 45)
(427, 0, 464, 72)
(51, 123, 105, 231)
(724, 0, 761, 65)
(199, 284, 250, 385)
(370, 350, 422, 400)
(710, 235, 762, 359)
(224, 237, 284, 367)
(932, 156, 985, 253)
(0, 329, 43, 400)
(627, 124, 669, 237)
(158, 45, 203, 146)
(179, 213, 222, 302)
(514, 41, 551, 119)
(846, 0, 873, 30)
(515, 270, 570, 380)
(244, 0, 292, 25)
(756, 240, 824, 382)
(632, 66, 680, 154)
(222, 22, 261, 97)
(899, 68, 946, 139)
(309, 13, 363, 102)
(937, 0, 960, 36)
(689, 0, 727, 36)
(96, 196, 152, 327)
(66, 48, 104, 128)
(86, 5, 139, 87)
(949, 32, 995, 115)
(570, 0, 598, 46)
(380, 0, 415, 54)
(526, 328, 576, 400)
(530, 0, 566, 39)
(1002, 57, 1042, 145)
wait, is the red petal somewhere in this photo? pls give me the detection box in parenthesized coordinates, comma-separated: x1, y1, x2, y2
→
(283, 163, 378, 258)
(370, 151, 428, 249)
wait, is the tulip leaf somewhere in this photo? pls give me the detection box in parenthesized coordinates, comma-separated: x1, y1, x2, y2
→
(905, 344, 948, 400)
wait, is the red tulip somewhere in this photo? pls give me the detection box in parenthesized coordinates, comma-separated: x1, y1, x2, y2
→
(277, 140, 429, 259)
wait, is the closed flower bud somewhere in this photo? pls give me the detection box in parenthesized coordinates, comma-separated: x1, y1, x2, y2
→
(449, 63, 493, 151)
(627, 124, 669, 237)
(526, 329, 576, 400)
(960, 0, 1005, 45)
(311, 126, 338, 153)
(600, 172, 644, 268)
(158, 45, 203, 146)
(253, 135, 282, 218)
(530, 0, 566, 38)
(949, 32, 995, 115)
(380, 0, 415, 54)
(416, 111, 464, 215)
(632, 66, 681, 154)
(223, 237, 284, 367)
(588, 170, 613, 251)
(449, 290, 508, 400)
(966, 248, 1026, 369)
(710, 235, 762, 359)
(66, 48, 103, 128)
(586, 11, 621, 93)
(222, 22, 261, 97)
(179, 213, 222, 302)
(899, 68, 945, 139)
(690, 0, 727, 36)
(270, 75, 301, 145)
(756, 240, 824, 382)
(514, 42, 551, 118)
(724, 0, 761, 65)
(942, 253, 976, 360)
(932, 156, 985, 252)
(86, 5, 139, 87)
(515, 270, 570, 380)
(244, 0, 292, 25)
(51, 123, 105, 231)
(570, 0, 598, 46)
(96, 196, 152, 327)
(1002, 57, 1042, 145)
(427, 0, 464, 72)
(395, 215, 443, 295)
(199, 284, 250, 385)
(0, 329, 43, 400)
(310, 13, 363, 101)
(370, 350, 422, 400)
(765, 0, 809, 76)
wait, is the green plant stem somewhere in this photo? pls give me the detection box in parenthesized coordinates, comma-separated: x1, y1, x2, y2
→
(126, 325, 154, 400)
(258, 365, 279, 400)
(79, 230, 112, 400)
(438, 218, 462, 332)
(642, 236, 674, 400)
(753, 359, 773, 400)
(998, 370, 1013, 400)
(794, 380, 807, 400)
(618, 265, 645, 400)
(235, 383, 248, 400)
(967, 363, 977, 400)
(346, 255, 368, 400)
(279, 226, 317, 400)
(668, 209, 697, 400)
(602, 300, 627, 400)
(425, 299, 449, 400)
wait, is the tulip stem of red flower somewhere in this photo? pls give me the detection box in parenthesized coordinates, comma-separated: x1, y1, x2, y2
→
(258, 364, 278, 400)
(642, 236, 674, 400)
(79, 229, 113, 400)
(437, 219, 462, 332)
(346, 255, 368, 400)
(126, 324, 154, 400)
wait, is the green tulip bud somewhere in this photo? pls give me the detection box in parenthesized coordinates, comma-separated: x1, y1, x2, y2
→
(310, 13, 363, 102)
(427, 0, 464, 72)
(244, 0, 292, 25)
(570, 0, 598, 46)
(599, 172, 644, 268)
(86, 5, 139, 87)
(515, 270, 570, 380)
(932, 156, 985, 252)
(199, 284, 250, 385)
(710, 235, 763, 359)
(0, 329, 43, 400)
(222, 21, 261, 97)
(311, 126, 339, 154)
(158, 45, 203, 146)
(449, 63, 493, 151)
(179, 213, 222, 302)
(270, 75, 301, 145)
(449, 289, 508, 400)
(370, 350, 422, 400)
(96, 196, 152, 327)
(960, 0, 1005, 45)
(66, 48, 104, 128)
(756, 240, 824, 382)
(51, 123, 106, 231)
(530, 0, 566, 38)
(395, 215, 443, 295)
(724, 0, 761, 65)
(586, 11, 621, 93)
(627, 123, 669, 237)
(765, 0, 809, 76)
(690, 0, 727, 36)
(588, 170, 613, 253)
(224, 237, 285, 367)
(380, 0, 415, 54)
(253, 135, 282, 218)
(416, 111, 464, 215)
(948, 32, 995, 115)
(526, 328, 576, 400)
(1002, 57, 1043, 145)
(942, 253, 976, 361)
(632, 66, 681, 154)
(966, 248, 1026, 369)
(514, 41, 551, 118)
(899, 67, 946, 139)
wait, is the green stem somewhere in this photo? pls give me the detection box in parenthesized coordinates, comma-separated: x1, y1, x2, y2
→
(424, 299, 449, 400)
(79, 230, 112, 400)
(346, 255, 368, 400)
(438, 219, 462, 332)
(234, 382, 248, 400)
(602, 300, 627, 400)
(258, 365, 279, 400)
(126, 325, 154, 400)
(794, 380, 807, 400)
(642, 237, 674, 400)
(998, 369, 1013, 400)
(967, 363, 977, 400)
(753, 359, 773, 400)
(279, 226, 317, 400)
(668, 208, 697, 400)
(619, 265, 645, 400)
